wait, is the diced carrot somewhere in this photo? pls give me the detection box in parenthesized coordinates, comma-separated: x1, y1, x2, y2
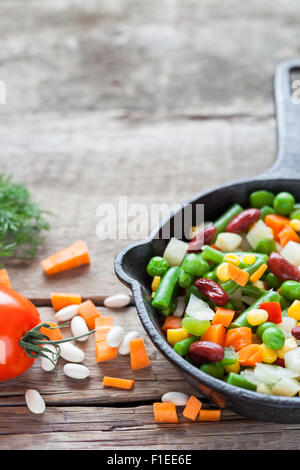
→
(51, 292, 82, 311)
(225, 327, 252, 351)
(41, 240, 90, 276)
(95, 316, 113, 342)
(40, 322, 63, 341)
(201, 324, 226, 346)
(199, 409, 221, 422)
(212, 307, 235, 327)
(102, 376, 135, 390)
(95, 341, 118, 362)
(0, 269, 11, 288)
(278, 224, 300, 247)
(153, 402, 178, 424)
(265, 214, 289, 237)
(238, 344, 263, 367)
(162, 316, 182, 332)
(250, 263, 267, 283)
(227, 263, 249, 287)
(183, 395, 202, 421)
(129, 338, 151, 370)
(78, 300, 101, 329)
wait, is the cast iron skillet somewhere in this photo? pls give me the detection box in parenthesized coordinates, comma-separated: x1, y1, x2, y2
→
(115, 59, 300, 423)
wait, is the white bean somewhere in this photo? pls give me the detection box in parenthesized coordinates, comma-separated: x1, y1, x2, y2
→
(70, 316, 89, 341)
(161, 392, 189, 406)
(63, 363, 90, 380)
(107, 326, 125, 347)
(104, 294, 131, 308)
(40, 344, 58, 372)
(55, 304, 79, 322)
(59, 342, 85, 363)
(118, 331, 139, 355)
(25, 389, 46, 414)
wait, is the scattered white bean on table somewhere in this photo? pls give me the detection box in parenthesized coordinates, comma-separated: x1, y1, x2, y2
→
(118, 331, 139, 355)
(107, 326, 125, 347)
(70, 316, 89, 341)
(59, 342, 85, 363)
(63, 363, 90, 379)
(40, 344, 58, 372)
(55, 304, 79, 322)
(25, 389, 46, 414)
(104, 294, 131, 308)
(161, 391, 189, 406)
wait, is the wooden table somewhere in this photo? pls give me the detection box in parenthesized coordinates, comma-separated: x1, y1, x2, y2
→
(1, 0, 300, 450)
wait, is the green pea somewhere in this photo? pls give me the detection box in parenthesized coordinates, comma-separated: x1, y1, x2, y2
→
(255, 238, 276, 255)
(220, 347, 238, 366)
(262, 326, 285, 350)
(259, 205, 275, 220)
(255, 321, 277, 340)
(181, 317, 210, 336)
(146, 256, 169, 277)
(290, 209, 300, 221)
(226, 372, 257, 391)
(195, 257, 211, 277)
(173, 336, 198, 356)
(273, 192, 295, 215)
(182, 253, 202, 276)
(265, 272, 281, 290)
(178, 268, 192, 288)
(281, 280, 300, 301)
(250, 190, 275, 209)
(200, 362, 225, 379)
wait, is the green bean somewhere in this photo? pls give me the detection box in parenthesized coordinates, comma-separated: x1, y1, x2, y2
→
(241, 285, 267, 299)
(226, 372, 257, 391)
(213, 203, 243, 237)
(202, 267, 218, 282)
(152, 266, 180, 311)
(178, 268, 192, 288)
(161, 284, 179, 317)
(232, 290, 280, 328)
(200, 362, 224, 379)
(201, 246, 224, 265)
(173, 336, 199, 356)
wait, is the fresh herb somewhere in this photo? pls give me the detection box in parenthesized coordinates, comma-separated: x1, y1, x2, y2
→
(0, 175, 50, 258)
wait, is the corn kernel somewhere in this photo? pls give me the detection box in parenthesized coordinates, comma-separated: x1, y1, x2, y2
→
(247, 308, 269, 326)
(216, 262, 230, 282)
(252, 333, 260, 344)
(260, 344, 277, 363)
(224, 362, 240, 374)
(277, 337, 298, 359)
(290, 219, 300, 232)
(223, 253, 240, 266)
(167, 328, 190, 346)
(242, 254, 256, 265)
(151, 276, 161, 292)
(252, 280, 265, 290)
(288, 300, 300, 321)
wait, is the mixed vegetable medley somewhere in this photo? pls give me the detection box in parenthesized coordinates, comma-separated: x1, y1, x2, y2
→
(147, 190, 300, 397)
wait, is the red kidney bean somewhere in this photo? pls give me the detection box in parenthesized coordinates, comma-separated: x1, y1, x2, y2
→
(292, 326, 300, 340)
(274, 357, 285, 367)
(189, 341, 224, 364)
(225, 208, 261, 233)
(267, 252, 300, 282)
(195, 278, 229, 306)
(187, 226, 217, 253)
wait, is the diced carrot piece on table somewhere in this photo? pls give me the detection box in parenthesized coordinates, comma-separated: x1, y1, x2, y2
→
(225, 327, 252, 351)
(162, 316, 182, 332)
(78, 300, 101, 329)
(153, 402, 178, 424)
(41, 240, 90, 276)
(238, 344, 263, 367)
(199, 409, 221, 422)
(183, 395, 202, 421)
(250, 263, 268, 283)
(95, 341, 118, 362)
(201, 324, 226, 346)
(212, 307, 235, 327)
(227, 263, 249, 287)
(129, 338, 151, 370)
(95, 316, 113, 343)
(103, 376, 135, 390)
(40, 321, 63, 341)
(51, 292, 82, 311)
(278, 224, 300, 247)
(0, 269, 11, 288)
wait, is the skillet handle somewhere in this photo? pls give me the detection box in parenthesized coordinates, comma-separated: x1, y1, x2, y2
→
(261, 59, 300, 179)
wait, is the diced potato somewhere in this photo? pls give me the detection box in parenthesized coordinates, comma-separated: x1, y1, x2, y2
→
(163, 238, 188, 267)
(185, 294, 214, 321)
(281, 241, 300, 266)
(256, 383, 272, 395)
(246, 220, 273, 249)
(277, 317, 297, 337)
(215, 232, 242, 251)
(271, 378, 300, 397)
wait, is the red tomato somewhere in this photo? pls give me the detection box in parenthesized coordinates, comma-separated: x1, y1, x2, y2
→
(0, 287, 40, 381)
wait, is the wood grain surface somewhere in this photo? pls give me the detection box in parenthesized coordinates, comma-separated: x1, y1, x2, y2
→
(1, 0, 300, 450)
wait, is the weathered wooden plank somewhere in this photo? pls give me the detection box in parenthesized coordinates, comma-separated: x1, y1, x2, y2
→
(1, 115, 275, 300)
(0, 307, 194, 405)
(1, 406, 300, 450)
